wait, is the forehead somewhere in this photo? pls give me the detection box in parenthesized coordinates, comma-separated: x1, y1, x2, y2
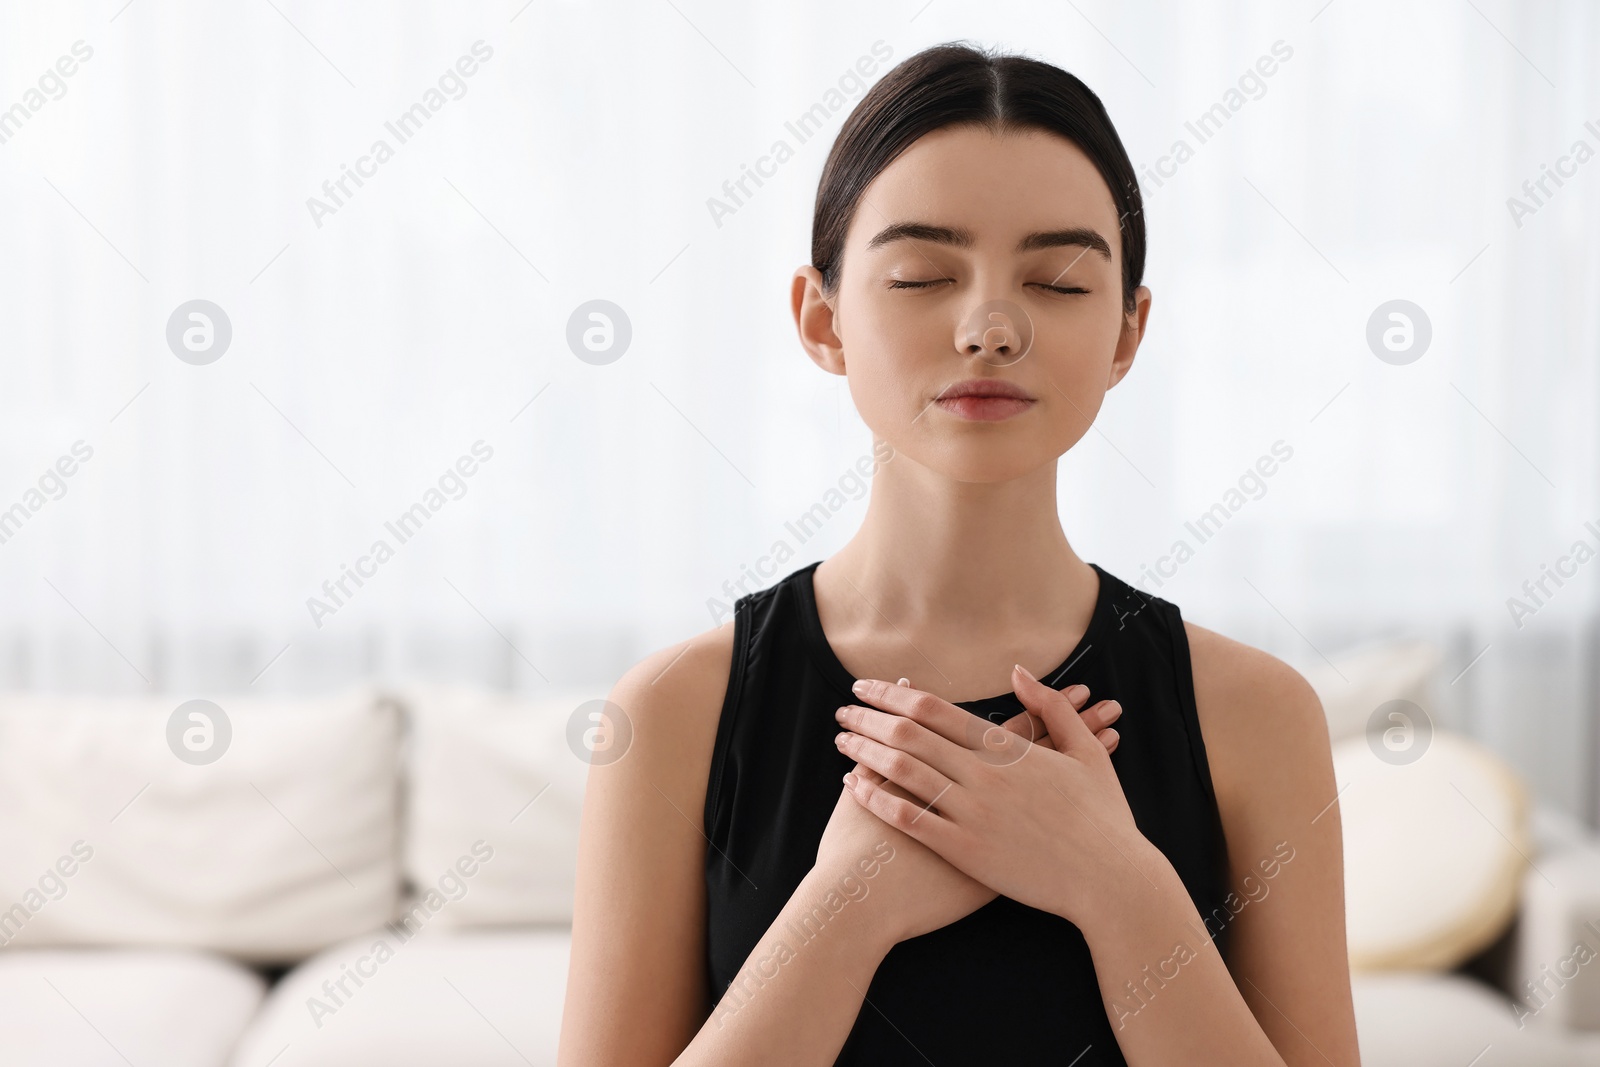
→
(847, 125, 1121, 255)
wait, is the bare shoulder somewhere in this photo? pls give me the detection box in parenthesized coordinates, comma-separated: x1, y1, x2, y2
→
(605, 619, 738, 796)
(1182, 619, 1322, 718)
(1181, 620, 1330, 818)
(561, 620, 739, 1064)
(1179, 625, 1361, 1064)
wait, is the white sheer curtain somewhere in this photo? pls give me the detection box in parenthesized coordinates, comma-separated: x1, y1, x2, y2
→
(3, 1, 1598, 816)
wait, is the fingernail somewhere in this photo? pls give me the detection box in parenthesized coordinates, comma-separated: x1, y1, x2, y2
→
(834, 732, 848, 746)
(851, 679, 869, 696)
(1013, 663, 1036, 682)
(897, 677, 910, 687)
(834, 706, 847, 720)
(1066, 684, 1090, 703)
(843, 772, 859, 788)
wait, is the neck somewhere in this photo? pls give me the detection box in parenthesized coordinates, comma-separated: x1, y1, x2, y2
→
(822, 444, 1091, 627)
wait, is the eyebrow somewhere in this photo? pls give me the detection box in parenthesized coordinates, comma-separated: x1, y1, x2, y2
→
(865, 221, 1112, 260)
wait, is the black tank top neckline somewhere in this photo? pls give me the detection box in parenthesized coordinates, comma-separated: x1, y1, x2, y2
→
(793, 558, 1111, 720)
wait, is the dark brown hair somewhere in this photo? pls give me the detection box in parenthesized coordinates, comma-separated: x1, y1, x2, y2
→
(812, 42, 1145, 314)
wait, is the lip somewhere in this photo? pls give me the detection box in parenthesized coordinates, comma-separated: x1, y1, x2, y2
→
(932, 378, 1037, 422)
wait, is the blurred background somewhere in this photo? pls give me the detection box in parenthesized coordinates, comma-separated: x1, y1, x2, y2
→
(5, 0, 1596, 818)
(3, 1, 1600, 1063)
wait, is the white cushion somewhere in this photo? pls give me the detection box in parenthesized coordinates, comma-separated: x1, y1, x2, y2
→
(0, 948, 264, 1067)
(1352, 972, 1576, 1066)
(0, 687, 401, 962)
(1336, 729, 1528, 970)
(397, 682, 591, 927)
(1300, 637, 1443, 743)
(1512, 844, 1600, 1032)
(228, 927, 569, 1067)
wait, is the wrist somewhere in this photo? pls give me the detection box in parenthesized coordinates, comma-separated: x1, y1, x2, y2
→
(1061, 837, 1185, 932)
(797, 864, 901, 960)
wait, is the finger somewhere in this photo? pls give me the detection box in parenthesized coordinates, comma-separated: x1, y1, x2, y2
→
(844, 768, 956, 843)
(837, 703, 970, 779)
(996, 687, 1104, 744)
(1077, 698, 1124, 735)
(997, 708, 1048, 744)
(853, 764, 955, 818)
(1011, 665, 1103, 754)
(849, 678, 978, 748)
(837, 728, 957, 808)
(852, 762, 918, 803)
(1035, 726, 1113, 753)
(851, 763, 900, 797)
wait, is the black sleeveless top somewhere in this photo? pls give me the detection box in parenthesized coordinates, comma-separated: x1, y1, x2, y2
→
(703, 560, 1232, 1065)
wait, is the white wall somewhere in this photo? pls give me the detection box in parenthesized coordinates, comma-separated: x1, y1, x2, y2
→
(2, 0, 1598, 816)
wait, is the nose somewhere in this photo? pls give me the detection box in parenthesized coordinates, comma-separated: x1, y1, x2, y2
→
(956, 299, 1032, 366)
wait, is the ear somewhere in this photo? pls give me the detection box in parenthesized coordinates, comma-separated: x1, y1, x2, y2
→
(1106, 284, 1152, 391)
(792, 265, 846, 377)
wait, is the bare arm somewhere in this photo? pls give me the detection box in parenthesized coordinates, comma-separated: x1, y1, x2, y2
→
(672, 801, 904, 1065)
(557, 630, 729, 1064)
(1068, 627, 1360, 1066)
(557, 628, 913, 1066)
(1149, 621, 1362, 1066)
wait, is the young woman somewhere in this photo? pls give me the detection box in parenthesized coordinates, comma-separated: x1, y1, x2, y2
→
(559, 42, 1360, 1067)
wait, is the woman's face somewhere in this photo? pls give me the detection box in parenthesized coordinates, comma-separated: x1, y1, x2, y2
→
(793, 124, 1150, 484)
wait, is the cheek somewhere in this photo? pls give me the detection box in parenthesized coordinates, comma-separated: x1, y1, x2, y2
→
(1033, 300, 1122, 387)
(838, 291, 943, 418)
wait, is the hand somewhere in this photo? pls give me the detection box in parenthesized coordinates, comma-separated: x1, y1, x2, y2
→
(816, 676, 1125, 945)
(833, 665, 1160, 928)
(813, 773, 994, 948)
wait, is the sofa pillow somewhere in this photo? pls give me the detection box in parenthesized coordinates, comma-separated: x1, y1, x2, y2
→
(396, 682, 593, 928)
(1336, 729, 1528, 970)
(0, 948, 266, 1067)
(0, 687, 401, 962)
(1351, 972, 1576, 1067)
(1510, 843, 1600, 1032)
(227, 926, 569, 1067)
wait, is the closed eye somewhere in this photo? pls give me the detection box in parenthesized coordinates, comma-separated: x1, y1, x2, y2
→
(886, 279, 1089, 295)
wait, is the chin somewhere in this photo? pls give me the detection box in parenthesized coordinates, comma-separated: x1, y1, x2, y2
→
(904, 437, 1058, 485)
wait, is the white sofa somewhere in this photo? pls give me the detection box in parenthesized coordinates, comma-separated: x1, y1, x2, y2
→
(0, 682, 585, 1067)
(0, 661, 1598, 1066)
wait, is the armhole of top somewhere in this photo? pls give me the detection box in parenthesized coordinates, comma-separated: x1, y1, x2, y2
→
(702, 595, 751, 840)
(1165, 601, 1227, 840)
(1167, 602, 1237, 963)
